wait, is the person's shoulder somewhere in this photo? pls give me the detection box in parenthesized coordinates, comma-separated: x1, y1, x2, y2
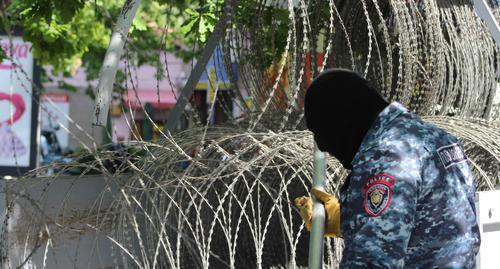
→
(376, 113, 426, 153)
(386, 111, 458, 153)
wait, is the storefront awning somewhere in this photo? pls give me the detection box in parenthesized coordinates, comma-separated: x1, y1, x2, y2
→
(123, 90, 177, 109)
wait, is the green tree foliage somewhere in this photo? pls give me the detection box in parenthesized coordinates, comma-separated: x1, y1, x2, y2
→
(5, 1, 97, 72)
(0, 0, 292, 92)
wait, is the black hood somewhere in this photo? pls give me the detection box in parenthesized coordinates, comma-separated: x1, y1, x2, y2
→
(304, 68, 389, 169)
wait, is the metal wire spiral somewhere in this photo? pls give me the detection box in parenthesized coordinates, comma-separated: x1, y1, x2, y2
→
(4, 0, 500, 268)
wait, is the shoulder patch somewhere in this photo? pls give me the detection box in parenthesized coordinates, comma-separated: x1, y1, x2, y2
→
(437, 143, 467, 168)
(362, 173, 395, 217)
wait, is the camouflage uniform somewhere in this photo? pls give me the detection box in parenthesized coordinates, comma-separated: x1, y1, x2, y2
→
(339, 102, 480, 268)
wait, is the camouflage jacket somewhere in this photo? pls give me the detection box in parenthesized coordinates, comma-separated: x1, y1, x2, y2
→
(339, 102, 480, 268)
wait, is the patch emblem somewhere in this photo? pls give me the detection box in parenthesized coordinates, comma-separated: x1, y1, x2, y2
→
(437, 143, 467, 168)
(362, 173, 395, 217)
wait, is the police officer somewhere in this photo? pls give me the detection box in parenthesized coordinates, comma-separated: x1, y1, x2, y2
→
(295, 69, 480, 268)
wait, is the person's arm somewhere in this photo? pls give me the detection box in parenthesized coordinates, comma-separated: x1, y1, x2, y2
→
(340, 150, 420, 268)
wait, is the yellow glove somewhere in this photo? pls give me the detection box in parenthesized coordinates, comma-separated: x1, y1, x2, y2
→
(294, 187, 342, 238)
(294, 195, 314, 231)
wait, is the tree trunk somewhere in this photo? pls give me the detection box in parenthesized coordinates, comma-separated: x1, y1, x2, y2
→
(93, 0, 141, 126)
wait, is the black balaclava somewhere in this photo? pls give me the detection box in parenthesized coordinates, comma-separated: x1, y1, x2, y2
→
(304, 68, 389, 170)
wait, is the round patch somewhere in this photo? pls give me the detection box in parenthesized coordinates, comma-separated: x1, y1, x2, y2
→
(362, 173, 395, 217)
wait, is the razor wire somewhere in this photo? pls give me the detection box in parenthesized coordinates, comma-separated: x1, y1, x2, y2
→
(2, 0, 500, 268)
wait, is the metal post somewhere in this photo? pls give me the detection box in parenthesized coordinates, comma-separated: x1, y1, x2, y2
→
(93, 0, 141, 126)
(474, 0, 500, 47)
(164, 20, 223, 132)
(308, 143, 326, 269)
(165, 0, 236, 132)
(473, 0, 500, 120)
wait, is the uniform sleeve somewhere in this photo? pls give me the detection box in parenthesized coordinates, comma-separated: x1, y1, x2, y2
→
(340, 148, 421, 268)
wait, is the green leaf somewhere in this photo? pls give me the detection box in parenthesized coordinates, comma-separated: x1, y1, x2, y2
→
(198, 13, 216, 42)
(180, 14, 199, 36)
(132, 16, 148, 32)
(55, 0, 85, 23)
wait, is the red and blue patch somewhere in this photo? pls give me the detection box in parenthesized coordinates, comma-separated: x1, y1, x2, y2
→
(362, 173, 395, 217)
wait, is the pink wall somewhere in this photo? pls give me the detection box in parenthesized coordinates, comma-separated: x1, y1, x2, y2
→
(45, 53, 189, 92)
(43, 52, 190, 146)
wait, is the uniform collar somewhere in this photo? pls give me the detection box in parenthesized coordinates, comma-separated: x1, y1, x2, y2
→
(351, 102, 408, 166)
